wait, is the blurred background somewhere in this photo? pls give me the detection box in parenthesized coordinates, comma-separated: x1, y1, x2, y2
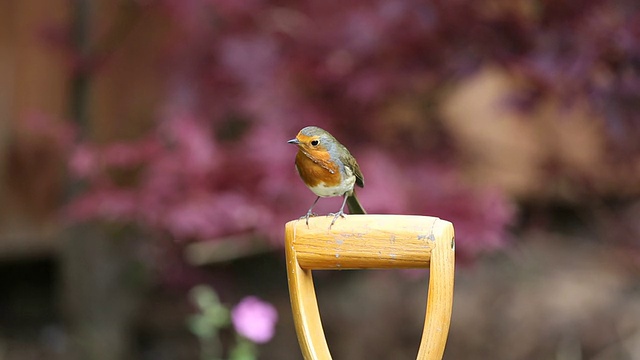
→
(1, 0, 640, 359)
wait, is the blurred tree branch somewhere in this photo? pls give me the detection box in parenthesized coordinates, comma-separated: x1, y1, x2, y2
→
(61, 1, 149, 360)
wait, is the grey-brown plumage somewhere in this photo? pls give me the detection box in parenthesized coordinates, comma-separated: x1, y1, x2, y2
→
(288, 126, 366, 227)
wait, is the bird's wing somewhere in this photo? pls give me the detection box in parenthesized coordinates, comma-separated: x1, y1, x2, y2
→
(339, 145, 364, 188)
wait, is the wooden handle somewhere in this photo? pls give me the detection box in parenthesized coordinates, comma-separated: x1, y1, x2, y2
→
(289, 214, 437, 269)
(285, 215, 455, 360)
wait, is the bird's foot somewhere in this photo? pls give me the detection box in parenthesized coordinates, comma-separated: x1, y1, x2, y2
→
(299, 211, 317, 226)
(328, 210, 346, 229)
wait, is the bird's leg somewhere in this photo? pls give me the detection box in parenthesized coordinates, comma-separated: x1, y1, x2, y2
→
(301, 196, 320, 226)
(329, 194, 349, 228)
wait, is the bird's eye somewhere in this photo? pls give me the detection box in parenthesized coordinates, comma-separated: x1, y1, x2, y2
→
(310, 140, 319, 146)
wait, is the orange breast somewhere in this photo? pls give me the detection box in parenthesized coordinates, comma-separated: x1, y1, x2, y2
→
(295, 150, 342, 188)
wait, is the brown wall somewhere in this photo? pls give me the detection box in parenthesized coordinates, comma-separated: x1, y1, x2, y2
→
(0, 0, 71, 257)
(0, 1, 168, 258)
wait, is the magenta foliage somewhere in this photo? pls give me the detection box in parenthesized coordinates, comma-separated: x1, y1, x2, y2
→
(65, 0, 639, 256)
(66, 115, 291, 241)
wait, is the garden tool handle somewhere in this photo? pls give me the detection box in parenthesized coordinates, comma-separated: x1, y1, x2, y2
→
(285, 214, 455, 360)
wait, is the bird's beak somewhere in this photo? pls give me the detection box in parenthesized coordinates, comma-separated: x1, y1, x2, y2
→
(287, 138, 300, 145)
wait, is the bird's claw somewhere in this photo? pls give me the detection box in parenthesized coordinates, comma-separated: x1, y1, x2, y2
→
(297, 209, 345, 229)
(299, 211, 317, 227)
(328, 211, 346, 229)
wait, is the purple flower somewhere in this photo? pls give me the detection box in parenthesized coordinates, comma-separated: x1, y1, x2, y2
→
(231, 296, 278, 344)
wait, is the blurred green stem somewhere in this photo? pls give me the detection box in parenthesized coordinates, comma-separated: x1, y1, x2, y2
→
(201, 334, 223, 360)
(229, 336, 258, 360)
(188, 286, 231, 360)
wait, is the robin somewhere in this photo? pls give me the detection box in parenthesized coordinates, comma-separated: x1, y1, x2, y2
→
(288, 126, 366, 227)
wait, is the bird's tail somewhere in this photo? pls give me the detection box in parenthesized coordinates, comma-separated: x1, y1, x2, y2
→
(346, 193, 366, 214)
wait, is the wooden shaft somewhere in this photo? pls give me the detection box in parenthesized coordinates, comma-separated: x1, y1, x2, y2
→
(417, 218, 455, 359)
(285, 222, 332, 360)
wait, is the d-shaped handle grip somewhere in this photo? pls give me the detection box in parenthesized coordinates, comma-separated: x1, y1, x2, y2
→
(285, 215, 455, 360)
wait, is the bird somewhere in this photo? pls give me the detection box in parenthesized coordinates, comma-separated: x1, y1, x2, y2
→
(287, 126, 366, 227)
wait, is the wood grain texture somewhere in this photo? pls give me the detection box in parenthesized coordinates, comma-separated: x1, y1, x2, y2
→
(285, 220, 332, 360)
(285, 214, 455, 360)
(289, 214, 438, 269)
(416, 217, 455, 360)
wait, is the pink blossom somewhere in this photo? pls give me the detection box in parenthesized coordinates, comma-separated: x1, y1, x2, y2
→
(102, 139, 160, 168)
(219, 35, 278, 88)
(356, 150, 409, 214)
(163, 115, 219, 173)
(21, 111, 75, 150)
(68, 144, 98, 178)
(231, 296, 278, 344)
(65, 188, 138, 222)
